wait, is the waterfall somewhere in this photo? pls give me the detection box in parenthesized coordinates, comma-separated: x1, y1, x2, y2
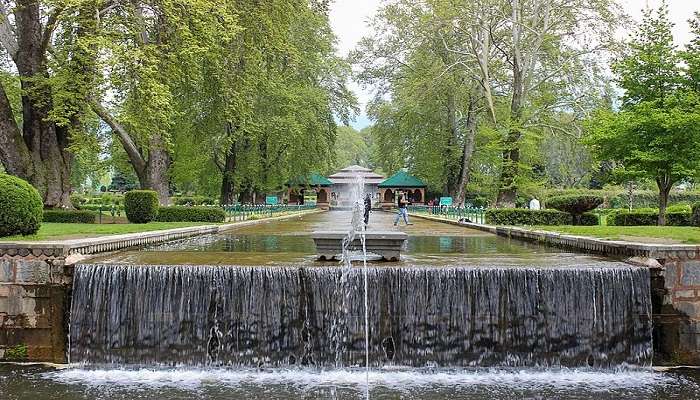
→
(69, 264, 652, 368)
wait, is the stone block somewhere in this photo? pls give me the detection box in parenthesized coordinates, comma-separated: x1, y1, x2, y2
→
(676, 301, 700, 318)
(15, 260, 50, 284)
(675, 290, 696, 298)
(0, 260, 13, 282)
(682, 261, 700, 286)
(665, 263, 679, 288)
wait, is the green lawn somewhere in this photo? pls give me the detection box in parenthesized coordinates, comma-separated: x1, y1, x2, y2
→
(532, 225, 700, 244)
(1, 222, 218, 241)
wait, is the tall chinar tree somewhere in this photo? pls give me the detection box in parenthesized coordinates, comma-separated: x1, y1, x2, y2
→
(0, 0, 100, 207)
(586, 6, 700, 225)
(180, 0, 354, 205)
(89, 0, 238, 205)
(354, 0, 482, 204)
(436, 0, 620, 206)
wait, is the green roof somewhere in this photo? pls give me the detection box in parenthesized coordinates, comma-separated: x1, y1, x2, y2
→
(378, 171, 426, 188)
(288, 173, 332, 187)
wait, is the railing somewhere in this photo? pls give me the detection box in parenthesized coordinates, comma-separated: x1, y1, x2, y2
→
(408, 205, 487, 224)
(221, 204, 316, 222)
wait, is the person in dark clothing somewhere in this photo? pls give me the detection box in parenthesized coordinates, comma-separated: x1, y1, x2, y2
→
(363, 193, 372, 227)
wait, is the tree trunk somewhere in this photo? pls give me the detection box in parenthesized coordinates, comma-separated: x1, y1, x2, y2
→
(656, 175, 673, 226)
(220, 140, 237, 205)
(0, 0, 74, 208)
(145, 135, 170, 205)
(455, 95, 478, 206)
(445, 92, 460, 197)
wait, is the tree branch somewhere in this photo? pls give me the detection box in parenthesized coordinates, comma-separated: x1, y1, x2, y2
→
(0, 2, 18, 61)
(89, 98, 148, 177)
(40, 5, 63, 56)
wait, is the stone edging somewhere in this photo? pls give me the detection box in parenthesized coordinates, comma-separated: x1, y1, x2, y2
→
(0, 209, 323, 260)
(409, 212, 700, 259)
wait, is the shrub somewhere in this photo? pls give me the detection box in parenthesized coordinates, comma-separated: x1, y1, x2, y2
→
(155, 206, 225, 222)
(172, 196, 217, 206)
(0, 174, 43, 237)
(43, 209, 96, 223)
(485, 208, 572, 226)
(693, 203, 700, 227)
(610, 210, 692, 226)
(579, 213, 599, 226)
(546, 195, 603, 225)
(124, 190, 159, 223)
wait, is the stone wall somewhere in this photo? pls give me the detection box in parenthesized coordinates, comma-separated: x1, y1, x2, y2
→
(0, 245, 71, 363)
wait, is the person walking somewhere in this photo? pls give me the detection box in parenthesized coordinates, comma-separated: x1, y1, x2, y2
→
(363, 193, 372, 227)
(394, 191, 412, 226)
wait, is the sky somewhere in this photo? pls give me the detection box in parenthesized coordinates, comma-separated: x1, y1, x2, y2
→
(329, 0, 700, 130)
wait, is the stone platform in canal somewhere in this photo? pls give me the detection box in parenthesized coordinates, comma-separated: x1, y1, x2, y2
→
(312, 230, 408, 261)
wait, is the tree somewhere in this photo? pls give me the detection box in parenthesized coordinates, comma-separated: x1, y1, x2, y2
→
(0, 0, 97, 207)
(586, 4, 700, 225)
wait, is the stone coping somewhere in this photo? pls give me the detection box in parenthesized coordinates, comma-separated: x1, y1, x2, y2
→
(409, 212, 700, 260)
(0, 209, 323, 259)
(311, 230, 408, 240)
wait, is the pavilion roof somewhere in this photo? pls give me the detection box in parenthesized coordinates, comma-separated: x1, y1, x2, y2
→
(378, 171, 426, 188)
(288, 173, 332, 187)
(328, 164, 385, 184)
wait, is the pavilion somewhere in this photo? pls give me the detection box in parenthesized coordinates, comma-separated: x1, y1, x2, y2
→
(327, 165, 385, 206)
(378, 171, 427, 209)
(286, 173, 332, 209)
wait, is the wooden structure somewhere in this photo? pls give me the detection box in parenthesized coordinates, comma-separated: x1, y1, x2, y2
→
(378, 171, 427, 209)
(287, 173, 332, 209)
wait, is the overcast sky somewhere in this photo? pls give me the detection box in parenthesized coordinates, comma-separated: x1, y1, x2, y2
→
(329, 0, 700, 130)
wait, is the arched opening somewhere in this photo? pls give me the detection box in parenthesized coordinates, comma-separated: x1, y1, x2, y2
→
(384, 189, 394, 203)
(412, 189, 422, 203)
(317, 188, 328, 203)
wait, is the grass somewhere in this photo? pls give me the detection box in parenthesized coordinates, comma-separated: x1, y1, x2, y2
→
(1, 221, 218, 241)
(531, 225, 700, 244)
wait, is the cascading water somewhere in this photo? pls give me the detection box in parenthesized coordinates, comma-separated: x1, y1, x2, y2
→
(339, 173, 371, 398)
(69, 263, 652, 368)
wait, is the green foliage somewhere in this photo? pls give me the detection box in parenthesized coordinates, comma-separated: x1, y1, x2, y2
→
(579, 213, 600, 226)
(693, 202, 700, 227)
(610, 210, 692, 226)
(0, 174, 43, 237)
(124, 190, 159, 223)
(546, 195, 603, 215)
(485, 208, 572, 226)
(585, 4, 700, 224)
(172, 196, 217, 206)
(155, 206, 225, 223)
(4, 343, 27, 360)
(43, 210, 96, 224)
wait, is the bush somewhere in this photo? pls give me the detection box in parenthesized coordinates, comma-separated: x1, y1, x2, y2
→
(610, 210, 692, 226)
(693, 203, 700, 227)
(485, 208, 572, 226)
(124, 190, 159, 223)
(155, 206, 225, 222)
(0, 174, 43, 237)
(43, 209, 96, 223)
(172, 196, 217, 206)
(579, 212, 599, 226)
(547, 195, 603, 214)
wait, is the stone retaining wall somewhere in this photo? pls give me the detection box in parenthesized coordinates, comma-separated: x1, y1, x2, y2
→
(0, 209, 322, 363)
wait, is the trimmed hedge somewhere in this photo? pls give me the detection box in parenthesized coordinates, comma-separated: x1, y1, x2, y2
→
(43, 209, 97, 223)
(124, 190, 159, 223)
(485, 208, 572, 226)
(172, 196, 217, 206)
(547, 195, 603, 214)
(609, 210, 692, 226)
(579, 212, 599, 226)
(0, 174, 43, 237)
(155, 206, 226, 222)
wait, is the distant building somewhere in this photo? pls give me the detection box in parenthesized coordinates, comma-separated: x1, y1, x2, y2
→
(327, 165, 385, 207)
(378, 171, 427, 209)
